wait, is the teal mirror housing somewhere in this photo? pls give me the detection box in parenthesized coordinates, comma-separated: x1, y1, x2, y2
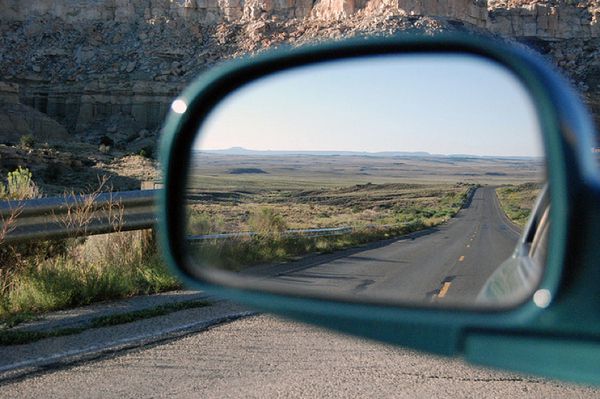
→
(158, 34, 600, 385)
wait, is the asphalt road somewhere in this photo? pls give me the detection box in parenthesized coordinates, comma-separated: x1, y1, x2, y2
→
(254, 187, 520, 304)
(2, 315, 597, 398)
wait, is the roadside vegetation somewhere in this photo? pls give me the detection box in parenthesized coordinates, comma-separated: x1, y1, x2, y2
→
(0, 168, 180, 327)
(496, 183, 543, 227)
(187, 182, 476, 271)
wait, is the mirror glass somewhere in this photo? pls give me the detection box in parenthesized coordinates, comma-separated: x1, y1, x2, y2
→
(184, 54, 547, 308)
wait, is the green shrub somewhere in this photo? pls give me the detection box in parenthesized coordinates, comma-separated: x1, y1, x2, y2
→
(187, 210, 224, 236)
(190, 221, 433, 272)
(19, 135, 35, 149)
(0, 166, 40, 201)
(138, 145, 154, 159)
(248, 207, 287, 236)
(496, 183, 542, 227)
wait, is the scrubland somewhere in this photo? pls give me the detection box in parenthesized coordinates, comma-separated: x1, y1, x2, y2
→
(0, 153, 543, 324)
(496, 183, 544, 227)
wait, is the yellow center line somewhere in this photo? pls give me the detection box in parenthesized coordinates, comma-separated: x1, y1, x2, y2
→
(459, 255, 465, 262)
(438, 282, 451, 298)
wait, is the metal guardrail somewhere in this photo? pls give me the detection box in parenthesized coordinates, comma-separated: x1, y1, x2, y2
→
(0, 185, 477, 244)
(0, 190, 376, 245)
(0, 190, 159, 243)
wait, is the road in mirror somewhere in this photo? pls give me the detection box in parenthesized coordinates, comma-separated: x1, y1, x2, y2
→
(185, 54, 546, 308)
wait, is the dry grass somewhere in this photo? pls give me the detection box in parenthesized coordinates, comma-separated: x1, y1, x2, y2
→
(189, 153, 544, 190)
(0, 168, 179, 325)
(189, 221, 432, 272)
(0, 230, 180, 324)
(496, 183, 543, 227)
(186, 181, 476, 271)
(187, 182, 473, 235)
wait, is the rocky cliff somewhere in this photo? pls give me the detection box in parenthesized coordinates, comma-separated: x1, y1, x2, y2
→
(0, 0, 598, 190)
(2, 0, 599, 37)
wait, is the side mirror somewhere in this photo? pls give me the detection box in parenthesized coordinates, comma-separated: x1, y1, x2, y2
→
(159, 35, 600, 384)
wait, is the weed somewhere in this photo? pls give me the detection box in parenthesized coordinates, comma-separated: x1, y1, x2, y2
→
(190, 222, 435, 272)
(1, 230, 180, 321)
(56, 176, 124, 237)
(185, 182, 475, 271)
(89, 300, 210, 328)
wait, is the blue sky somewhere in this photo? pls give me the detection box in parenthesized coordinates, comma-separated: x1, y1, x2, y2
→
(195, 54, 543, 157)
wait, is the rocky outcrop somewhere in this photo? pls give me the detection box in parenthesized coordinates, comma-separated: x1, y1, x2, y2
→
(0, 103, 70, 145)
(488, 1, 600, 39)
(0, 12, 481, 143)
(1, 0, 599, 38)
(311, 0, 487, 25)
(0, 0, 314, 24)
(0, 0, 599, 149)
(0, 82, 73, 165)
(0, 82, 19, 104)
(0, 0, 599, 193)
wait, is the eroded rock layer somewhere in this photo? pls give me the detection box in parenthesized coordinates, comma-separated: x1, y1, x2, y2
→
(0, 0, 598, 152)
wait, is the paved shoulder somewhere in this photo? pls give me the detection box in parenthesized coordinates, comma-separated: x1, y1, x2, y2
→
(0, 292, 255, 383)
(1, 315, 596, 398)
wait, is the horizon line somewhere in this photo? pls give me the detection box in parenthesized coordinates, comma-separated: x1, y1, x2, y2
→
(194, 147, 544, 159)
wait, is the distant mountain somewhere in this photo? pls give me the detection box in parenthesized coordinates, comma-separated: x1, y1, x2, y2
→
(196, 147, 540, 159)
(198, 147, 435, 157)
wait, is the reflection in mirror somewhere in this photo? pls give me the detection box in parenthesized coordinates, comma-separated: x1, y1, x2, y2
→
(185, 54, 546, 308)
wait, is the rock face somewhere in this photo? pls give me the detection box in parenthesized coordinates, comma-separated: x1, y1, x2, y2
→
(1, 0, 598, 38)
(0, 83, 70, 145)
(0, 103, 70, 145)
(488, 1, 600, 39)
(311, 0, 487, 25)
(0, 0, 314, 23)
(0, 0, 599, 147)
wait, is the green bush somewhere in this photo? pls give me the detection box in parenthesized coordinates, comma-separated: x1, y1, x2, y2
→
(99, 136, 114, 147)
(187, 210, 225, 236)
(0, 166, 40, 201)
(248, 207, 287, 236)
(19, 135, 35, 149)
(138, 145, 154, 159)
(190, 222, 432, 272)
